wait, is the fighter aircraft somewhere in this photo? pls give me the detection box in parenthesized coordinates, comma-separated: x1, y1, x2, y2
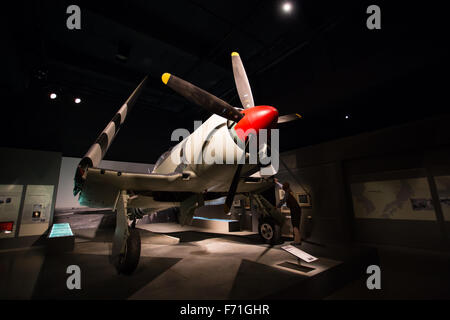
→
(73, 52, 301, 274)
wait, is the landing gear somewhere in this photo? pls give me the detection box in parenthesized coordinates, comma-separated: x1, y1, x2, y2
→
(115, 227, 141, 275)
(250, 193, 284, 245)
(112, 191, 141, 275)
(258, 218, 281, 245)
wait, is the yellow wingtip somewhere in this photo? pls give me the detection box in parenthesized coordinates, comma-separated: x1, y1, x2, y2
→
(231, 52, 239, 57)
(162, 73, 171, 85)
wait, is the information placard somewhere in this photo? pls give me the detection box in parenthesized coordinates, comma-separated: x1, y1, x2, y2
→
(281, 245, 318, 263)
(19, 185, 54, 237)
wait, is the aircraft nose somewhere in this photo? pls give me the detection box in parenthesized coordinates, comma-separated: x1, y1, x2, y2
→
(234, 105, 279, 141)
(256, 105, 279, 129)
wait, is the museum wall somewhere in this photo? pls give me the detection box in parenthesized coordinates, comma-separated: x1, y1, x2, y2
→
(0, 147, 61, 247)
(279, 114, 450, 249)
(277, 154, 351, 244)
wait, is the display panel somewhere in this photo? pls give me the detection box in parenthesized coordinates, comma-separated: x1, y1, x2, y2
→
(351, 177, 436, 220)
(48, 223, 73, 238)
(296, 193, 312, 207)
(434, 175, 450, 221)
(19, 185, 54, 237)
(0, 185, 24, 238)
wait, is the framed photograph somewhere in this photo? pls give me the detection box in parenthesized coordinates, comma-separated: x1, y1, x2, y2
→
(278, 189, 312, 209)
(296, 192, 312, 207)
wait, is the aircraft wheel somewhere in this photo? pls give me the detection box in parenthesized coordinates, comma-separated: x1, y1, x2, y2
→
(115, 228, 141, 275)
(258, 218, 281, 245)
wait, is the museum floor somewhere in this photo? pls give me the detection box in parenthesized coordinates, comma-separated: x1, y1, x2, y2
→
(1, 211, 448, 300)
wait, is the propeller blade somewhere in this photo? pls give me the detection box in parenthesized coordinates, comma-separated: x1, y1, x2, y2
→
(231, 52, 254, 109)
(224, 164, 244, 213)
(162, 73, 243, 122)
(277, 113, 302, 124)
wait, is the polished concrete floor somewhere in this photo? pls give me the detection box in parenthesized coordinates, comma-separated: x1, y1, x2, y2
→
(0, 220, 351, 300)
(2, 209, 448, 300)
(325, 245, 450, 300)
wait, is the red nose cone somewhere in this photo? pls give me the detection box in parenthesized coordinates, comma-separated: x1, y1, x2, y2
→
(234, 105, 278, 141)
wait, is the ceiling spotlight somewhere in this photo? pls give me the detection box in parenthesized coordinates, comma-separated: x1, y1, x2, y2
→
(345, 115, 350, 119)
(50, 93, 57, 100)
(74, 98, 81, 104)
(282, 2, 293, 13)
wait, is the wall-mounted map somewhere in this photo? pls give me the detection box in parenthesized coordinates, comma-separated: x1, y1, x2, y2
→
(351, 177, 436, 221)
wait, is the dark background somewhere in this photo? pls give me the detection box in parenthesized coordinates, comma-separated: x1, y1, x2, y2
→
(2, 0, 449, 163)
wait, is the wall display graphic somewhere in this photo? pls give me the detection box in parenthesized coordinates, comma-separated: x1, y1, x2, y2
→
(19, 185, 54, 237)
(434, 175, 450, 221)
(351, 177, 436, 220)
(0, 185, 24, 238)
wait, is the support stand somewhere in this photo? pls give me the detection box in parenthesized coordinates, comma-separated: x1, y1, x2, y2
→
(111, 190, 129, 267)
(110, 190, 142, 274)
(277, 244, 318, 273)
(278, 259, 316, 273)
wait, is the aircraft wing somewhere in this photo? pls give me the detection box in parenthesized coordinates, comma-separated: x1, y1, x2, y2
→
(78, 166, 272, 208)
(84, 167, 197, 192)
(78, 167, 196, 208)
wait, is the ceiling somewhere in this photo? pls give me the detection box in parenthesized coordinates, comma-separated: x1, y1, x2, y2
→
(2, 0, 449, 163)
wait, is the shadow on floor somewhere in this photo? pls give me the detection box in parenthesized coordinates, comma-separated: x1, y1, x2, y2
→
(31, 253, 181, 299)
(73, 227, 161, 244)
(163, 230, 289, 246)
(228, 259, 308, 299)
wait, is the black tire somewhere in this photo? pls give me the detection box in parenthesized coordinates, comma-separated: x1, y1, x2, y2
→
(258, 218, 281, 245)
(115, 228, 141, 275)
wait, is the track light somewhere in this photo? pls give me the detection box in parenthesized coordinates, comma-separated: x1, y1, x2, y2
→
(75, 98, 81, 104)
(282, 2, 293, 13)
(50, 93, 57, 99)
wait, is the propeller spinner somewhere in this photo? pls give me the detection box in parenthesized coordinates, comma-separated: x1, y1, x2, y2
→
(161, 52, 301, 212)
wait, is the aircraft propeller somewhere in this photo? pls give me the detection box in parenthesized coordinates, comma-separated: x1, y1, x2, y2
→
(277, 113, 302, 123)
(161, 73, 243, 122)
(161, 52, 303, 212)
(231, 52, 254, 109)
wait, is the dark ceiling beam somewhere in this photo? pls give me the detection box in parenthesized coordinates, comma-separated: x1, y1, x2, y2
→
(74, 3, 237, 119)
(206, 16, 341, 106)
(166, 0, 269, 120)
(79, 3, 230, 74)
(45, 61, 178, 113)
(186, 0, 267, 47)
